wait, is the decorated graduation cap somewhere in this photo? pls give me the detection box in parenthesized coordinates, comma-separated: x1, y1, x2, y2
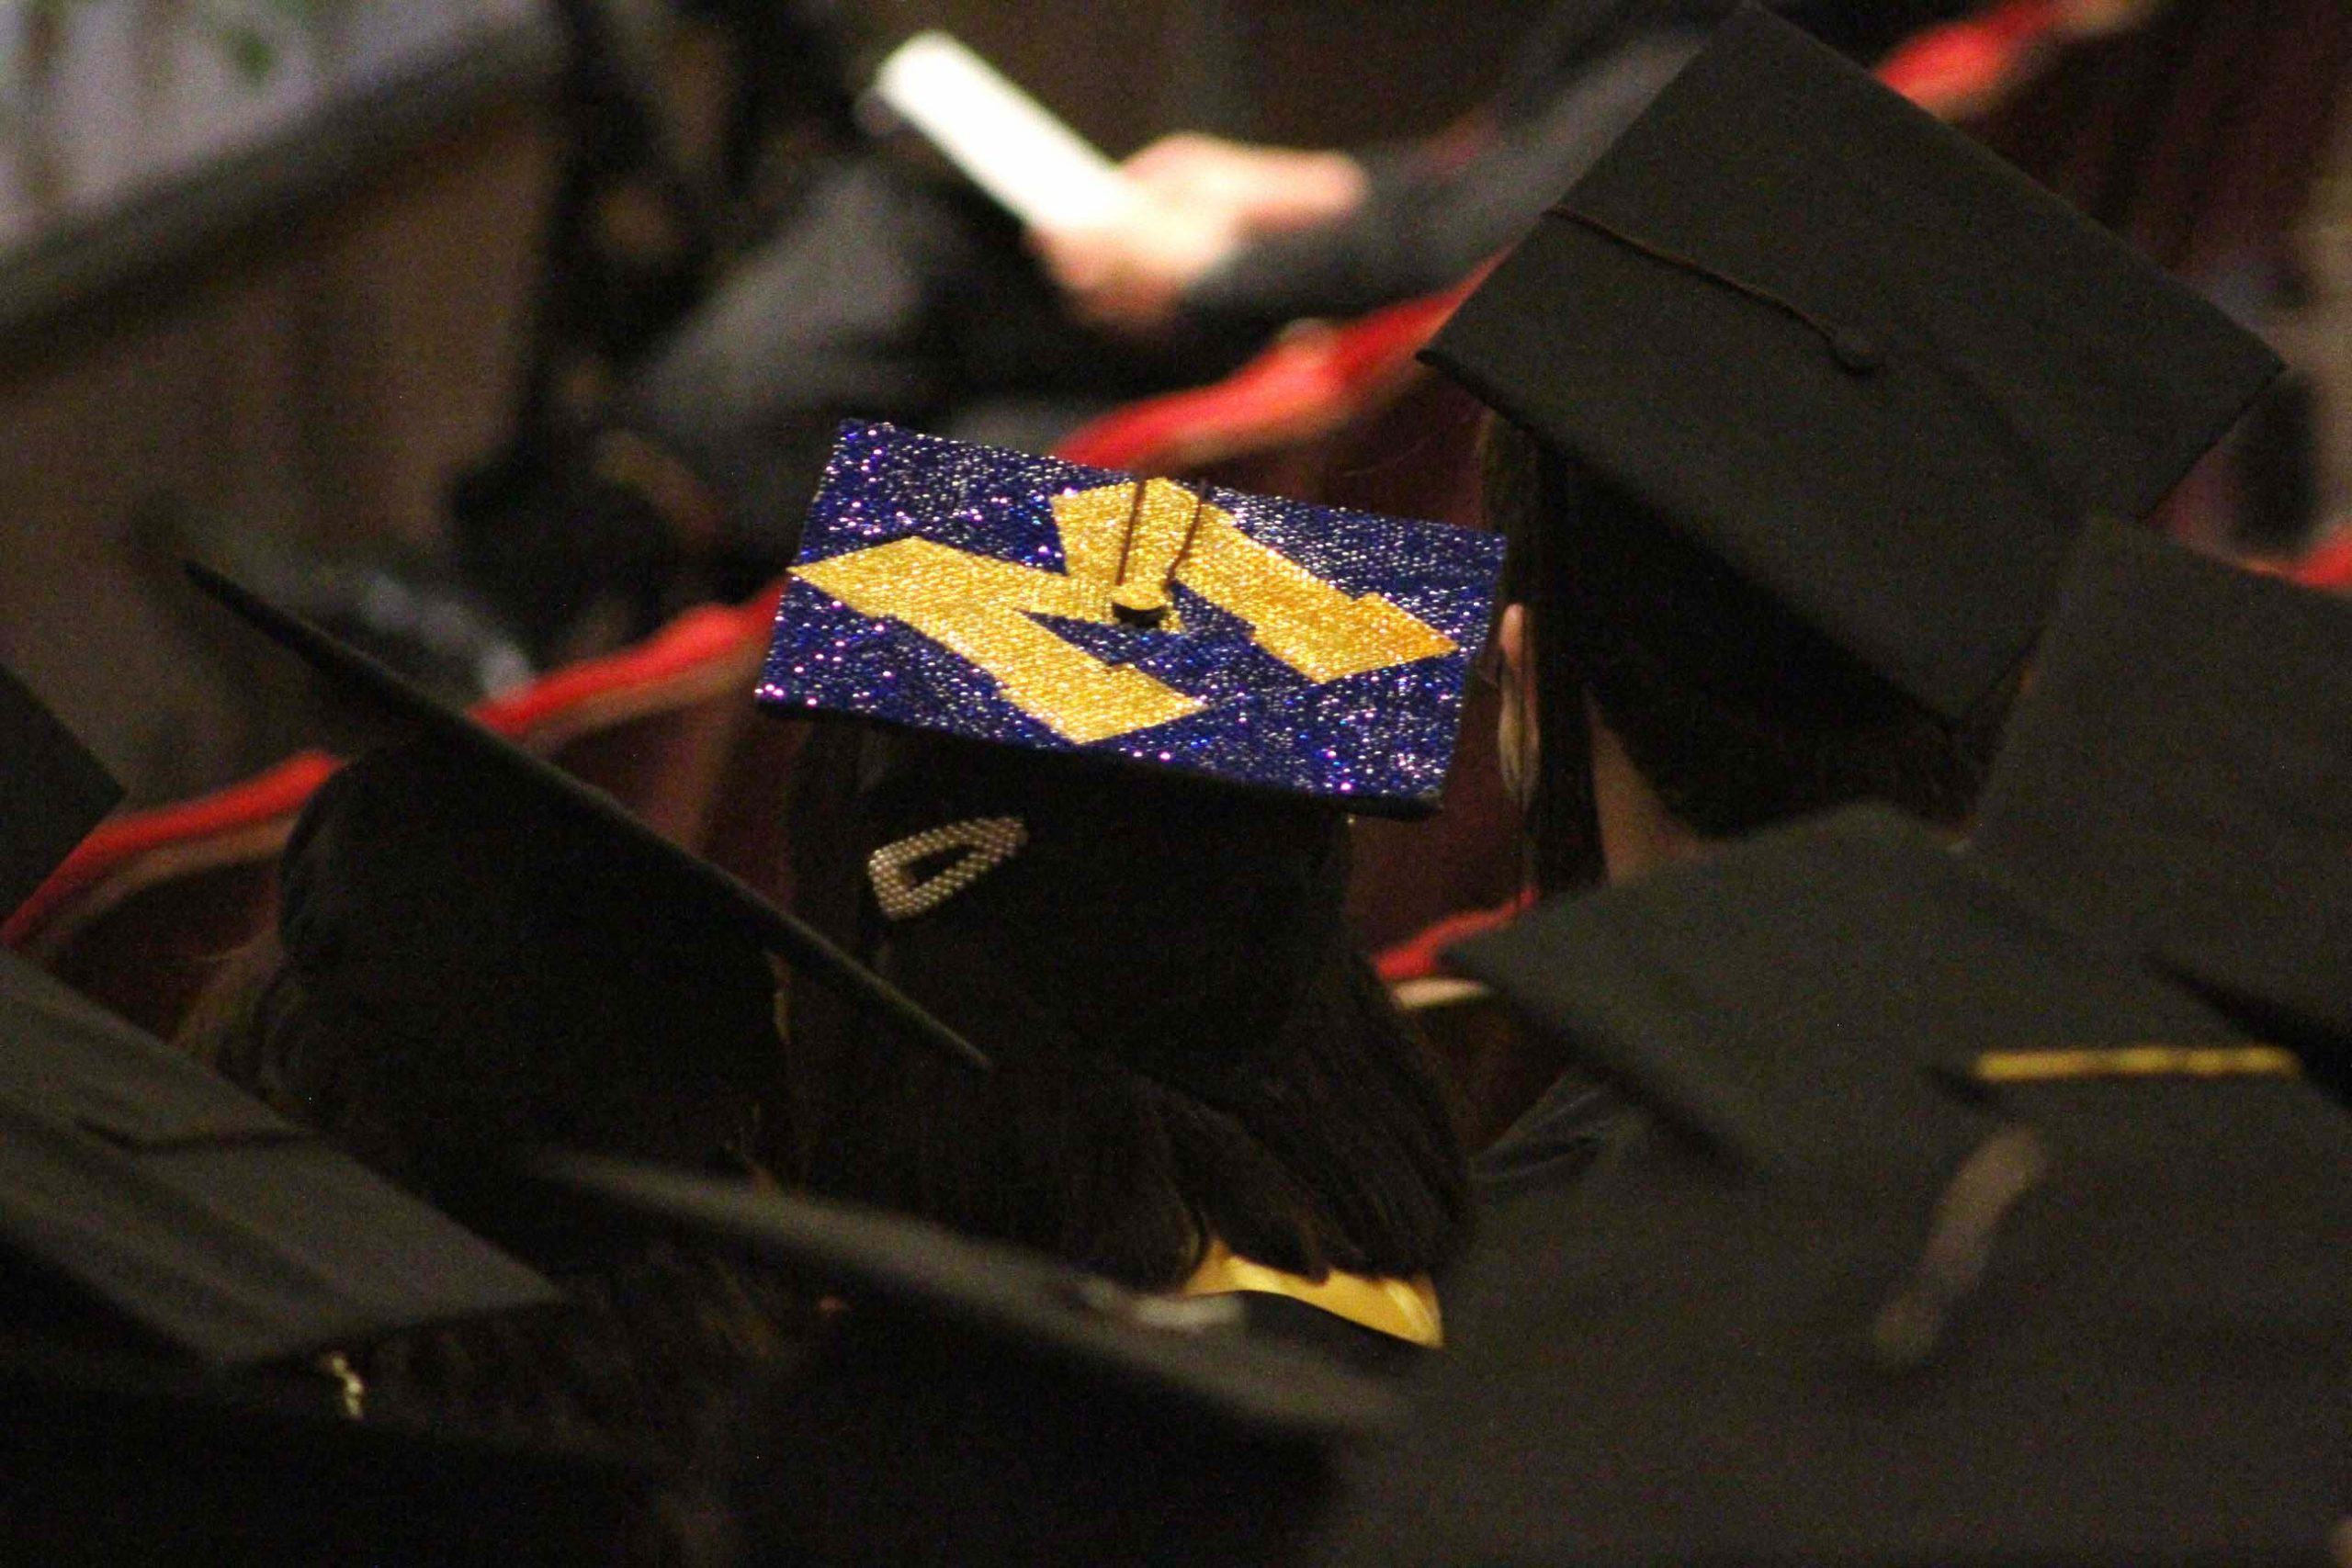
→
(0, 660, 120, 920)
(533, 1151, 1392, 1566)
(1298, 804, 2349, 1566)
(1972, 522, 2352, 1089)
(1422, 4, 2282, 723)
(182, 560, 991, 1074)
(759, 421, 1505, 815)
(0, 946, 556, 1368)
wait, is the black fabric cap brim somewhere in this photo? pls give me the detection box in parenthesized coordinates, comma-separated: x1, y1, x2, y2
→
(0, 1332, 651, 1563)
(0, 950, 557, 1366)
(182, 560, 989, 1075)
(0, 662, 121, 919)
(1972, 523, 2352, 1076)
(1446, 805, 2245, 1180)
(528, 1150, 1398, 1441)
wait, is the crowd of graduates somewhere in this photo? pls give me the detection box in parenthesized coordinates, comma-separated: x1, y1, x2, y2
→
(2, 2, 2347, 1564)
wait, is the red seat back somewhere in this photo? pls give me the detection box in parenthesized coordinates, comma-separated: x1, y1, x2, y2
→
(471, 595, 775, 851)
(3, 751, 339, 1037)
(692, 585, 820, 909)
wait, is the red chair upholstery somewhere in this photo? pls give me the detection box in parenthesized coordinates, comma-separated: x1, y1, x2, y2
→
(2247, 529, 2352, 592)
(2291, 533, 2352, 592)
(2, 751, 340, 1037)
(1054, 281, 1481, 478)
(1875, 0, 2063, 118)
(471, 592, 777, 851)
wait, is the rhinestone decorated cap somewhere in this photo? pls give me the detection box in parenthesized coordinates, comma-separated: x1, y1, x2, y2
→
(759, 422, 1507, 816)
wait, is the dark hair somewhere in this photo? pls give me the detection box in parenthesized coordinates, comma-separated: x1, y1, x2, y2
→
(783, 729, 1470, 1292)
(195, 739, 811, 1467)
(1483, 413, 2016, 879)
(224, 740, 785, 1189)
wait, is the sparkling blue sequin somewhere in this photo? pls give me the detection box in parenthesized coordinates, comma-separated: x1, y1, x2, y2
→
(758, 421, 1506, 816)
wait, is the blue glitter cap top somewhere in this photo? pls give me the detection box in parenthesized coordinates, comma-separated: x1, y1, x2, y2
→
(757, 421, 1507, 817)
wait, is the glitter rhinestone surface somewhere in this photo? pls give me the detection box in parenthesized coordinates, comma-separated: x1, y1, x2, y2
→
(757, 421, 1507, 816)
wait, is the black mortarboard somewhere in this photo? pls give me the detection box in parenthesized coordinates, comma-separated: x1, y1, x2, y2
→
(0, 660, 121, 920)
(0, 1331, 650, 1566)
(182, 560, 991, 1073)
(1304, 804, 2350, 1565)
(0, 946, 556, 1367)
(533, 1149, 1393, 1438)
(538, 1146, 1383, 1561)
(1972, 522, 2352, 1086)
(1422, 5, 2282, 723)
(535, 1153, 1397, 1566)
(1451, 805, 2248, 1177)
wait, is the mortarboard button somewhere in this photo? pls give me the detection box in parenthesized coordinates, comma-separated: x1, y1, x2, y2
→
(1827, 324, 1882, 375)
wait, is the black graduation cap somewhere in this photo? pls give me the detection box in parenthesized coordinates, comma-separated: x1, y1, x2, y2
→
(533, 1152, 1397, 1566)
(1421, 5, 2283, 723)
(1972, 522, 2352, 1086)
(1302, 804, 2351, 1566)
(533, 1148, 1394, 1438)
(181, 560, 990, 1074)
(0, 945, 557, 1368)
(0, 1329, 651, 1566)
(0, 660, 121, 920)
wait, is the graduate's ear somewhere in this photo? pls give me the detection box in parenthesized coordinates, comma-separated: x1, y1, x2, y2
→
(1498, 603, 1530, 692)
(1496, 603, 1538, 815)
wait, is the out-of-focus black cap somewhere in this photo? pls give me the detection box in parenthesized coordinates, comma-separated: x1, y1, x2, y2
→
(536, 1153, 1397, 1566)
(1973, 522, 2352, 1089)
(533, 1150, 1394, 1439)
(181, 559, 991, 1074)
(1422, 5, 2282, 723)
(0, 1330, 650, 1566)
(0, 661, 120, 920)
(1301, 804, 2350, 1566)
(1453, 805, 2252, 1177)
(0, 946, 556, 1368)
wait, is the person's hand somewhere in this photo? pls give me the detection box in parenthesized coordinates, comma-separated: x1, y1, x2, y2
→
(1120, 132, 1367, 236)
(2056, 0, 2168, 37)
(1030, 200, 1245, 337)
(1031, 133, 1367, 336)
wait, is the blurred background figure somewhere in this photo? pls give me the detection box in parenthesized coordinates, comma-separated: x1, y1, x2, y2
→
(5, 0, 2346, 810)
(453, 0, 1984, 657)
